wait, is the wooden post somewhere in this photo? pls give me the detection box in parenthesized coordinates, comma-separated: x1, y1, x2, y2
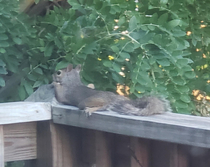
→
(130, 137, 150, 167)
(170, 145, 189, 167)
(189, 146, 209, 167)
(151, 141, 189, 167)
(81, 129, 96, 167)
(95, 131, 112, 167)
(113, 135, 130, 167)
(0, 126, 4, 167)
(36, 121, 81, 167)
(36, 121, 53, 167)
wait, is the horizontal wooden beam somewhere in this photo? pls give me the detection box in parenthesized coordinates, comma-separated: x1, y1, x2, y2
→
(0, 102, 51, 125)
(52, 104, 210, 148)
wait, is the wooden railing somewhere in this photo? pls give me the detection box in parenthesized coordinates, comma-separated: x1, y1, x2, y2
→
(1, 102, 210, 167)
(0, 102, 51, 167)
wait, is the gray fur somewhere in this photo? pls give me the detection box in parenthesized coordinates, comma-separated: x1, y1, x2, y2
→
(53, 64, 171, 116)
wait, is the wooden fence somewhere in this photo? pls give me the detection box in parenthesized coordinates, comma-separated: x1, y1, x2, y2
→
(1, 102, 210, 167)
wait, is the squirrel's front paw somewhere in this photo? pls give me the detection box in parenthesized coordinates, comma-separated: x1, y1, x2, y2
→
(84, 107, 100, 116)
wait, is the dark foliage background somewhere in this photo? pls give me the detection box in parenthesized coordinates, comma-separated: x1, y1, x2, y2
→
(1, 0, 210, 114)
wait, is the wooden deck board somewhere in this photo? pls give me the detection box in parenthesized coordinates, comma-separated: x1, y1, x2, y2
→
(0, 102, 51, 125)
(52, 104, 210, 148)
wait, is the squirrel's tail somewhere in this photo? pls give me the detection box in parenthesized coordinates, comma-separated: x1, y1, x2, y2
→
(107, 96, 171, 116)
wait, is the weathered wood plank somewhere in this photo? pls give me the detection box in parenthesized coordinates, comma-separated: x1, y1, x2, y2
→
(151, 141, 172, 167)
(37, 121, 76, 167)
(50, 123, 73, 167)
(0, 102, 51, 125)
(36, 121, 53, 167)
(113, 135, 130, 167)
(95, 131, 112, 167)
(4, 122, 37, 162)
(52, 105, 210, 148)
(189, 147, 210, 167)
(82, 129, 96, 167)
(130, 138, 150, 167)
(169, 145, 189, 167)
(0, 126, 4, 167)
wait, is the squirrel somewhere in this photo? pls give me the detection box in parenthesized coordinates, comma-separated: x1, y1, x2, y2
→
(52, 64, 171, 116)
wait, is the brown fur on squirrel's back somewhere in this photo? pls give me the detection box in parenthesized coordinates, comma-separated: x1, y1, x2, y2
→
(53, 64, 171, 116)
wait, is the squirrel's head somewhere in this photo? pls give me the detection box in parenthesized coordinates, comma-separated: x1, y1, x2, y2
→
(53, 64, 82, 86)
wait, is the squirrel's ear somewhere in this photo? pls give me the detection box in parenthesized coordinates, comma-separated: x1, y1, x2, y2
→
(66, 64, 73, 72)
(75, 64, 81, 73)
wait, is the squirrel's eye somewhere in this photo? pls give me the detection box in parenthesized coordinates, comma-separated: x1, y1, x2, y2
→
(56, 70, 62, 75)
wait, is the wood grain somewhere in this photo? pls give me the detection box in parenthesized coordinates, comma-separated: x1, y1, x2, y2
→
(95, 131, 112, 167)
(130, 138, 150, 167)
(170, 145, 189, 167)
(81, 129, 96, 166)
(4, 122, 37, 162)
(52, 105, 210, 148)
(0, 102, 51, 125)
(35, 121, 53, 167)
(50, 123, 76, 167)
(0, 126, 4, 167)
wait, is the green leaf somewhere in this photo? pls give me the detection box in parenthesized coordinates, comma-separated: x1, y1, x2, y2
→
(0, 76, 5, 87)
(0, 41, 9, 47)
(123, 43, 135, 52)
(180, 95, 191, 103)
(0, 48, 6, 53)
(137, 72, 152, 86)
(13, 37, 22, 44)
(169, 70, 178, 76)
(135, 84, 146, 93)
(18, 85, 26, 100)
(176, 107, 191, 114)
(103, 60, 112, 67)
(0, 60, 5, 66)
(184, 71, 196, 79)
(33, 80, 43, 88)
(82, 42, 97, 54)
(167, 19, 181, 30)
(0, 34, 8, 40)
(174, 100, 188, 108)
(111, 72, 124, 83)
(27, 74, 37, 81)
(129, 16, 137, 31)
(35, 0, 40, 4)
(141, 61, 151, 70)
(176, 58, 189, 66)
(117, 16, 126, 26)
(182, 65, 193, 71)
(172, 29, 186, 37)
(23, 81, 33, 95)
(186, 0, 194, 4)
(160, 0, 168, 5)
(55, 61, 69, 71)
(0, 66, 7, 74)
(156, 59, 170, 66)
(111, 46, 119, 53)
(172, 76, 186, 85)
(148, 25, 155, 31)
(119, 52, 130, 59)
(112, 63, 121, 73)
(176, 85, 189, 93)
(44, 42, 54, 57)
(158, 13, 168, 25)
(54, 37, 63, 49)
(34, 68, 43, 75)
(149, 57, 156, 65)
